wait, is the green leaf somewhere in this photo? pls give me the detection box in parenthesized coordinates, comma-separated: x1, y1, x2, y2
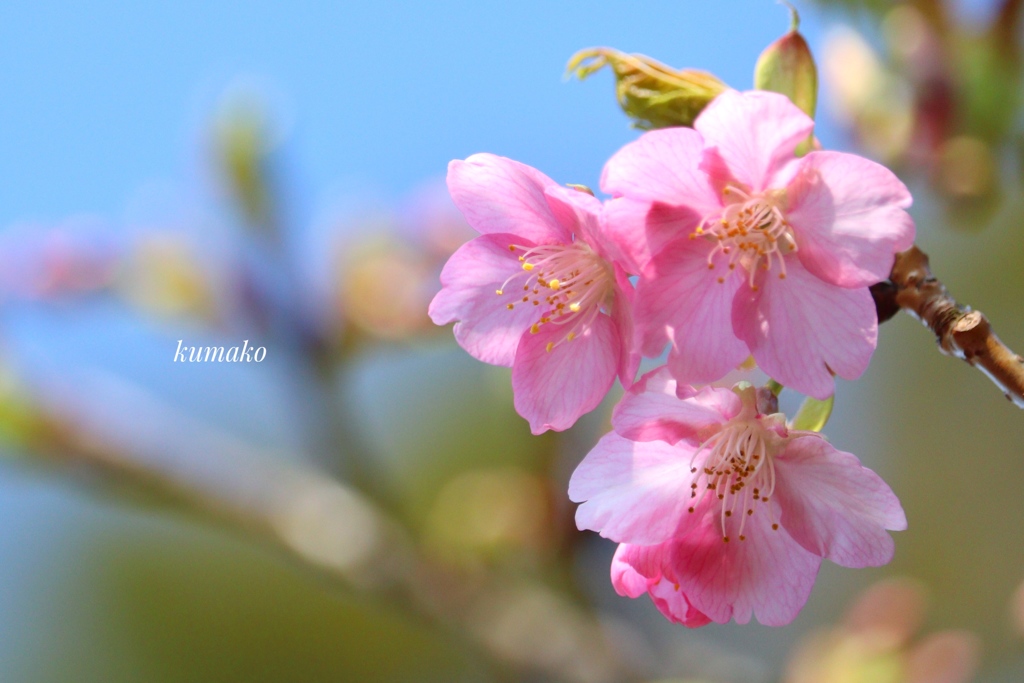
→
(791, 395, 834, 432)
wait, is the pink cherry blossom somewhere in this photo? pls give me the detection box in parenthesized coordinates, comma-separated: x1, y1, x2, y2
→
(569, 367, 905, 626)
(429, 153, 639, 434)
(601, 90, 915, 399)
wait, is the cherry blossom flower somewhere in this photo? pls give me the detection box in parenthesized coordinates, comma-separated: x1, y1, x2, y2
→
(568, 367, 905, 626)
(429, 153, 638, 434)
(601, 89, 915, 399)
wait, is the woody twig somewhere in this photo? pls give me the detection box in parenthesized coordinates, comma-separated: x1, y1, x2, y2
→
(871, 245, 1024, 407)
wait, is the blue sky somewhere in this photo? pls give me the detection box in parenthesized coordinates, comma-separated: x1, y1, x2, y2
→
(0, 1, 833, 227)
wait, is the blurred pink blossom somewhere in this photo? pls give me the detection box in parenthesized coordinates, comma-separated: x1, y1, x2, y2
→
(786, 578, 979, 683)
(0, 221, 119, 302)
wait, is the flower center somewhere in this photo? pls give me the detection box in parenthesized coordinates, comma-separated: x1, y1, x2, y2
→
(692, 185, 798, 289)
(686, 388, 786, 543)
(496, 240, 614, 352)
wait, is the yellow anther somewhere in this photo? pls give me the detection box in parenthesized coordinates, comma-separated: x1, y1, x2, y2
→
(548, 279, 560, 290)
(567, 332, 576, 341)
(495, 289, 503, 295)
(545, 342, 554, 352)
(530, 323, 540, 334)
(506, 304, 514, 310)
(522, 262, 534, 271)
(569, 302, 581, 312)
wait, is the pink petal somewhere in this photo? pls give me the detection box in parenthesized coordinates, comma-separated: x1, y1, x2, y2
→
(601, 197, 701, 272)
(542, 184, 605, 255)
(612, 368, 737, 445)
(635, 238, 749, 384)
(611, 266, 641, 388)
(694, 90, 814, 193)
(773, 436, 906, 568)
(447, 154, 570, 244)
(429, 233, 542, 366)
(511, 312, 619, 434)
(569, 433, 700, 545)
(611, 544, 712, 627)
(601, 127, 721, 213)
(787, 151, 915, 288)
(610, 543, 655, 598)
(647, 577, 713, 628)
(632, 364, 696, 398)
(732, 258, 877, 399)
(663, 498, 822, 626)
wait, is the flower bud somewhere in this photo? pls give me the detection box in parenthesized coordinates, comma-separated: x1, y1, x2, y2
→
(754, 7, 818, 122)
(214, 92, 282, 234)
(567, 47, 727, 129)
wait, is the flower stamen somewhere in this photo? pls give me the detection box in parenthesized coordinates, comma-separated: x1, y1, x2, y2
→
(696, 185, 797, 285)
(687, 388, 786, 542)
(496, 240, 614, 351)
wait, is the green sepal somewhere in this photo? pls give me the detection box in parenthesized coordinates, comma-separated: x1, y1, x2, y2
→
(567, 47, 727, 129)
(790, 395, 835, 432)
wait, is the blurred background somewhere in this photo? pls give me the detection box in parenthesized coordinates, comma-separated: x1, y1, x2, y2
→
(0, 0, 1022, 681)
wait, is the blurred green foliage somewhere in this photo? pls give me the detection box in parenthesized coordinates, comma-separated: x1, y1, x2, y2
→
(26, 520, 492, 683)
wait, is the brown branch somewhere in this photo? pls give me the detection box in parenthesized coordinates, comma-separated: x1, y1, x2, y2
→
(9, 372, 645, 683)
(870, 245, 1024, 407)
